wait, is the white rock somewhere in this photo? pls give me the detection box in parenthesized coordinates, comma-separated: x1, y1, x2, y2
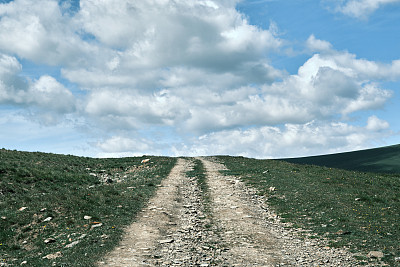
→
(65, 241, 80, 248)
(42, 251, 62, 259)
(367, 251, 384, 258)
(43, 217, 52, 222)
(91, 223, 103, 229)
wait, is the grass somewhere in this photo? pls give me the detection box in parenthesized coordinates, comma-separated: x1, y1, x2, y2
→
(185, 158, 211, 214)
(2, 147, 399, 266)
(217, 156, 400, 266)
(0, 149, 176, 266)
(282, 144, 400, 174)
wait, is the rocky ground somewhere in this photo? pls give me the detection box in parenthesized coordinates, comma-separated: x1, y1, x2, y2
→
(97, 157, 375, 266)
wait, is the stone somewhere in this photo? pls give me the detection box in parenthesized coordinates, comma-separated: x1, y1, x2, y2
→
(84, 215, 92, 220)
(42, 251, 62, 259)
(158, 239, 174, 244)
(18, 207, 27, 211)
(269, 187, 276, 192)
(141, 159, 150, 164)
(43, 217, 52, 222)
(367, 251, 384, 259)
(91, 223, 103, 229)
(336, 230, 351, 235)
(44, 238, 56, 244)
(65, 241, 80, 248)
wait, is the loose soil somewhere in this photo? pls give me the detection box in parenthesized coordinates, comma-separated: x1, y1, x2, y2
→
(98, 158, 363, 266)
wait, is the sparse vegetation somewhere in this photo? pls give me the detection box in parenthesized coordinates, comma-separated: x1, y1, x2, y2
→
(217, 156, 400, 266)
(0, 149, 176, 266)
(186, 158, 211, 213)
(1, 147, 399, 266)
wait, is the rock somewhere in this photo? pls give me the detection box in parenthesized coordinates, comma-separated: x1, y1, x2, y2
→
(141, 159, 150, 164)
(395, 257, 400, 262)
(43, 217, 52, 222)
(42, 251, 62, 259)
(1, 216, 6, 220)
(44, 238, 56, 244)
(269, 186, 276, 192)
(84, 215, 92, 220)
(336, 230, 351, 235)
(40, 208, 47, 212)
(367, 251, 384, 259)
(18, 207, 27, 211)
(20, 261, 27, 265)
(355, 198, 361, 201)
(91, 223, 103, 229)
(158, 239, 174, 244)
(65, 240, 80, 248)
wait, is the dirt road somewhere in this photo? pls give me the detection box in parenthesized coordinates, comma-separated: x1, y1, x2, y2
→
(98, 158, 358, 266)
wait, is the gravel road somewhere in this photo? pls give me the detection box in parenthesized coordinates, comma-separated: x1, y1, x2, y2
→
(98, 157, 362, 266)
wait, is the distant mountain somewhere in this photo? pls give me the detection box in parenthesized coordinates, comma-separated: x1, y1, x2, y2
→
(280, 144, 400, 174)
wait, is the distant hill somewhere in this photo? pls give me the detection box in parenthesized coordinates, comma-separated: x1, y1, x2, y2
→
(280, 144, 400, 174)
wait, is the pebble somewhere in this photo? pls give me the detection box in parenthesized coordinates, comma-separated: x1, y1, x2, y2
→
(65, 241, 80, 248)
(43, 217, 52, 222)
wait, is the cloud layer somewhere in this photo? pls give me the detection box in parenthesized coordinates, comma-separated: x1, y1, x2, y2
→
(0, 0, 398, 157)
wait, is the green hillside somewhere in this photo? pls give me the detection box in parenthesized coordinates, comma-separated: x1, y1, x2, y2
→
(0, 149, 176, 266)
(218, 155, 400, 266)
(281, 144, 400, 173)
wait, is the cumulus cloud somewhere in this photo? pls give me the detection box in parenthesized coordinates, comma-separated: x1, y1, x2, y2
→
(334, 0, 400, 18)
(0, 0, 108, 67)
(172, 119, 393, 158)
(0, 1, 398, 157)
(366, 115, 390, 131)
(59, 0, 282, 91)
(306, 34, 333, 52)
(0, 53, 75, 124)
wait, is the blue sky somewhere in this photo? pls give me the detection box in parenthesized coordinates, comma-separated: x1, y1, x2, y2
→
(0, 0, 399, 158)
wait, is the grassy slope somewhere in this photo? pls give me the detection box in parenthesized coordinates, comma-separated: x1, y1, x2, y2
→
(217, 155, 400, 265)
(281, 144, 400, 174)
(0, 149, 176, 266)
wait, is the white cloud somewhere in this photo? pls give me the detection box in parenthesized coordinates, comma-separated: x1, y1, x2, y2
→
(334, 0, 400, 18)
(78, 33, 397, 144)
(306, 34, 333, 52)
(0, 1, 398, 157)
(366, 115, 390, 131)
(0, 0, 108, 67)
(172, 119, 392, 158)
(96, 136, 152, 154)
(0, 53, 76, 124)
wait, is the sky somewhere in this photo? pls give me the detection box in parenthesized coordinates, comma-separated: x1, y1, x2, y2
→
(0, 0, 400, 158)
